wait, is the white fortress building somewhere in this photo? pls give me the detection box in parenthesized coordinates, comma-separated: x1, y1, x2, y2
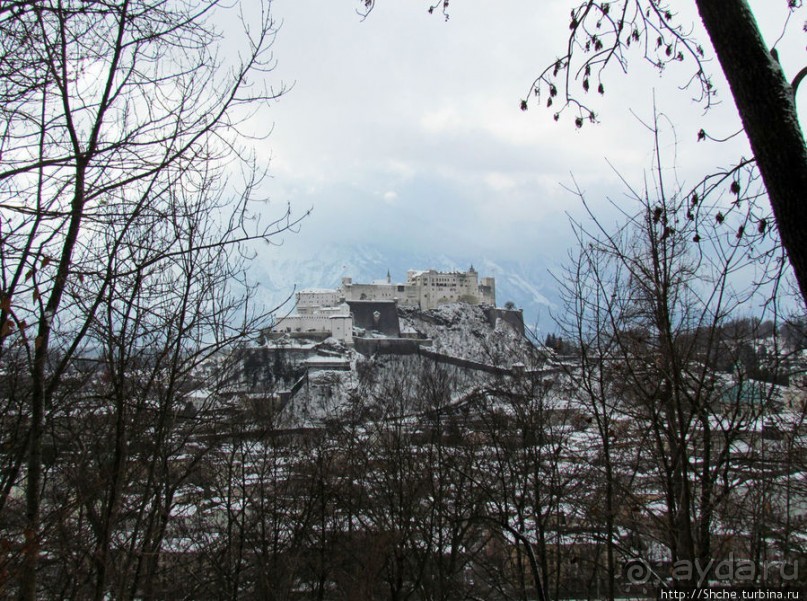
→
(270, 267, 496, 342)
(270, 300, 353, 342)
(341, 266, 495, 311)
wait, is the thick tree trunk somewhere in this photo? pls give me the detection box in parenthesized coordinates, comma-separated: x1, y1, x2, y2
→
(20, 161, 88, 601)
(696, 0, 807, 306)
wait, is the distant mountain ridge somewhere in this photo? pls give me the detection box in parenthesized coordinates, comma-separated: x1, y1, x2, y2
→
(251, 243, 561, 332)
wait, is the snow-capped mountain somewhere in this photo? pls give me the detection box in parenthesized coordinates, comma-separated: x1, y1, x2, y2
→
(249, 242, 562, 331)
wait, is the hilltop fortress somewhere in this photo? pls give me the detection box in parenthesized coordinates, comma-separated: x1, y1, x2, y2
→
(271, 267, 498, 342)
(330, 266, 493, 311)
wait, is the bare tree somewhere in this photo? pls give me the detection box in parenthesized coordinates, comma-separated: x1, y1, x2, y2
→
(555, 115, 790, 587)
(0, 1, 296, 598)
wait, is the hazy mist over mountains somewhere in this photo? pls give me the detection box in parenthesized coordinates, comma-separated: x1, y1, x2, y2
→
(253, 243, 560, 332)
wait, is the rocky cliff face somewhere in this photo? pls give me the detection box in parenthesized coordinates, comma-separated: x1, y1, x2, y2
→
(263, 302, 539, 427)
(399, 303, 532, 366)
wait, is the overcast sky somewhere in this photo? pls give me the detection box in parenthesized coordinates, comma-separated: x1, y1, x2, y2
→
(251, 0, 805, 270)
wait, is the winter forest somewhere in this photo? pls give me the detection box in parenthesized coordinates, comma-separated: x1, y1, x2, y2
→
(0, 1, 806, 600)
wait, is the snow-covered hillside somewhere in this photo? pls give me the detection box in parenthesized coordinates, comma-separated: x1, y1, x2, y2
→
(276, 302, 537, 427)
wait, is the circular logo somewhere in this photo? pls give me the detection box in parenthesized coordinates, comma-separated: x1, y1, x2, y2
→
(623, 558, 652, 584)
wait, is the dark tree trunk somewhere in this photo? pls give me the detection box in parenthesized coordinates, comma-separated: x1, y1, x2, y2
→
(696, 0, 807, 306)
(20, 160, 88, 601)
